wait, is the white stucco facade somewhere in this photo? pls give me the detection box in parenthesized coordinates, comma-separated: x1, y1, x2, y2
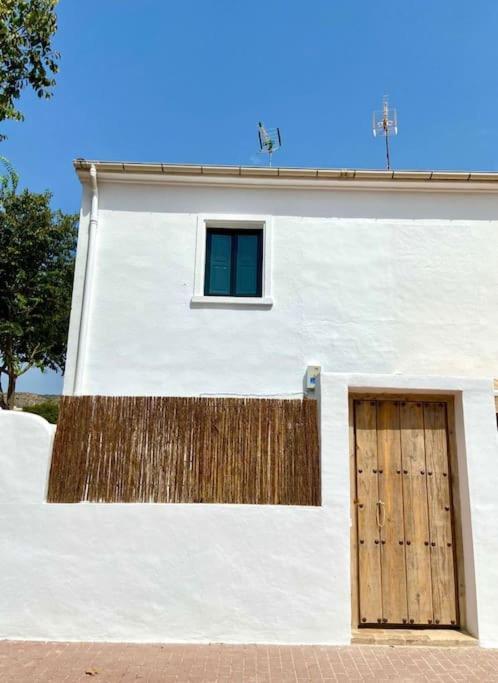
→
(2, 163, 497, 646)
(64, 167, 498, 397)
(1, 376, 497, 644)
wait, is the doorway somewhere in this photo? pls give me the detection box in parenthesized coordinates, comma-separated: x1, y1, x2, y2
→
(351, 397, 459, 627)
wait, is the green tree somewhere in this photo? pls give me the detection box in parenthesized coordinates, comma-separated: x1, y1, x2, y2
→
(0, 161, 77, 409)
(0, 0, 59, 139)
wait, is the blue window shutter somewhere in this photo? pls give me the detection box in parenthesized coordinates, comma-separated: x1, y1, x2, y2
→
(206, 232, 232, 295)
(234, 233, 261, 296)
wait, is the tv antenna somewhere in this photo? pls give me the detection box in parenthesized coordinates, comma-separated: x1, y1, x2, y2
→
(372, 96, 398, 170)
(258, 122, 282, 166)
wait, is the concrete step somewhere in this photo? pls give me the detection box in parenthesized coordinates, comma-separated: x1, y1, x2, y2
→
(351, 628, 478, 647)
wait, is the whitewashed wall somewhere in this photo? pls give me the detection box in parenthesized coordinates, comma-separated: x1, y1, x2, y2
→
(1, 376, 497, 645)
(4, 175, 495, 644)
(0, 408, 350, 645)
(64, 178, 498, 397)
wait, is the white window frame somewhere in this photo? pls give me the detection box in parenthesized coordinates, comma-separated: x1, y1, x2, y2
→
(192, 213, 273, 306)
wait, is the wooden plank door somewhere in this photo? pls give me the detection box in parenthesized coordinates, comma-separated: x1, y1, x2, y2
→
(354, 398, 458, 627)
(400, 401, 433, 624)
(377, 400, 408, 624)
(355, 400, 382, 624)
(424, 402, 458, 626)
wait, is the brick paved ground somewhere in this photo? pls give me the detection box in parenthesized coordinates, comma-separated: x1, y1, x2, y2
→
(1, 641, 498, 682)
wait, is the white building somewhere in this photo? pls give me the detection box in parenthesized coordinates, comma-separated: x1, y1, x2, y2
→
(1, 160, 498, 646)
(67, 162, 498, 397)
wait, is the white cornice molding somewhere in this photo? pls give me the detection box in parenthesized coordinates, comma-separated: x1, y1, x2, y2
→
(74, 161, 498, 194)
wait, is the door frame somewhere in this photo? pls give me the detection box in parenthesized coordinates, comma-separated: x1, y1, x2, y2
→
(349, 392, 466, 630)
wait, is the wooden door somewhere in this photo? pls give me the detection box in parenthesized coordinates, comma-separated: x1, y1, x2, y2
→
(354, 398, 458, 627)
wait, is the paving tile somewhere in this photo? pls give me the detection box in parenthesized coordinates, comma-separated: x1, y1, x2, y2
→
(1, 641, 498, 682)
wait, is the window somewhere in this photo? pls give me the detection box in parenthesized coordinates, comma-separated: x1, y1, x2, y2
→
(204, 228, 263, 298)
(192, 214, 272, 306)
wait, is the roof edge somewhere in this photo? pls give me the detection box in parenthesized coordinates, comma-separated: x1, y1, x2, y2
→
(73, 159, 498, 185)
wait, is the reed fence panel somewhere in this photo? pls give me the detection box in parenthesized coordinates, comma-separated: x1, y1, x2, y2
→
(47, 395, 320, 505)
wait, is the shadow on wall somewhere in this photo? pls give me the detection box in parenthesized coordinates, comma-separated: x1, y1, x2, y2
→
(98, 183, 498, 221)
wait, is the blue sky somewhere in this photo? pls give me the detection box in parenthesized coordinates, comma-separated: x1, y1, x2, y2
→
(6, 0, 498, 393)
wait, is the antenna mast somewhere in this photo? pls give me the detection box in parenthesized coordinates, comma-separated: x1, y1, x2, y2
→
(372, 96, 398, 170)
(257, 122, 282, 166)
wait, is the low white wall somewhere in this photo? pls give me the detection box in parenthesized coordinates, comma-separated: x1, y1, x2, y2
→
(2, 505, 346, 644)
(0, 408, 350, 645)
(1, 375, 497, 645)
(0, 411, 55, 503)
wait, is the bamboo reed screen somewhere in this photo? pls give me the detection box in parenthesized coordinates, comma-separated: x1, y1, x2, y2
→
(47, 395, 320, 505)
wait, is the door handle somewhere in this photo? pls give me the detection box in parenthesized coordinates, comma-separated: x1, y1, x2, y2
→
(376, 500, 385, 528)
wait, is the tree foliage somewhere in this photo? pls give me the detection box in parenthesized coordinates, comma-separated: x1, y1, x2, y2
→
(0, 162, 77, 408)
(0, 0, 59, 138)
(23, 398, 58, 423)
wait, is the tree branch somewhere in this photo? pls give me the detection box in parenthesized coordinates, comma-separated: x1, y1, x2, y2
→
(17, 344, 42, 376)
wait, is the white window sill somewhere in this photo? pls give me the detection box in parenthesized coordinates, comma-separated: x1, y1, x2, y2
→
(191, 296, 273, 307)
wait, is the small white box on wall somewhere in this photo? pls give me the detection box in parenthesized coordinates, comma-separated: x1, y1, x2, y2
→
(306, 366, 321, 391)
